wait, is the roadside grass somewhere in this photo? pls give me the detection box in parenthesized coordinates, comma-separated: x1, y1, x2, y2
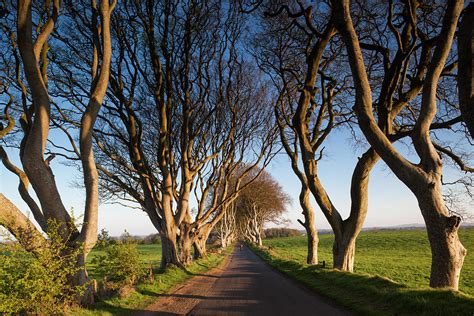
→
(250, 228, 474, 315)
(73, 245, 231, 315)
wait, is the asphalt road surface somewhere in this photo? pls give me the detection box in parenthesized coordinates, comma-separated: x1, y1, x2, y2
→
(140, 245, 349, 315)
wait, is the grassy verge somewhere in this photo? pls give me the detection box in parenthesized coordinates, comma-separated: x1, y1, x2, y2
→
(73, 246, 232, 315)
(262, 229, 474, 295)
(248, 230, 474, 316)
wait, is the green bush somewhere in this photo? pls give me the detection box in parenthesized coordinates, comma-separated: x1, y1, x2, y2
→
(92, 236, 144, 289)
(0, 221, 85, 315)
(96, 228, 113, 249)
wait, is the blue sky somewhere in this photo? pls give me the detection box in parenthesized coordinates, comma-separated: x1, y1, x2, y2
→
(1, 124, 438, 237)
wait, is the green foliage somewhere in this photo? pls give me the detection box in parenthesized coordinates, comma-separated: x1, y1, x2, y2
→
(87, 244, 162, 281)
(75, 246, 232, 315)
(0, 220, 85, 315)
(91, 234, 144, 289)
(96, 228, 113, 249)
(251, 228, 474, 315)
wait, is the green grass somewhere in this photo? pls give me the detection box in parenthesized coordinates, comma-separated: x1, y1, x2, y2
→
(73, 245, 231, 315)
(250, 228, 474, 315)
(86, 244, 162, 280)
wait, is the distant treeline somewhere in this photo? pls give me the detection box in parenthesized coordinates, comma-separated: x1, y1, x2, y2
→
(263, 228, 303, 239)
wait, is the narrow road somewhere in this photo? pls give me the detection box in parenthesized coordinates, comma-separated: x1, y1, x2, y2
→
(141, 245, 349, 315)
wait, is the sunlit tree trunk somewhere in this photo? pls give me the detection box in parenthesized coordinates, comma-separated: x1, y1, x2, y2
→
(160, 225, 181, 268)
(333, 0, 466, 289)
(193, 226, 212, 260)
(298, 186, 319, 264)
(0, 0, 116, 306)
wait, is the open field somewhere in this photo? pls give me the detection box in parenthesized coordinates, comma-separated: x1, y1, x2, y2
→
(264, 228, 474, 295)
(249, 228, 474, 315)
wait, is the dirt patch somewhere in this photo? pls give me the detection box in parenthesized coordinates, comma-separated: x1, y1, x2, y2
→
(134, 253, 232, 315)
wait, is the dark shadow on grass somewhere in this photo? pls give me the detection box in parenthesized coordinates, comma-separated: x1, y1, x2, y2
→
(84, 301, 150, 316)
(87, 301, 181, 316)
(249, 245, 474, 316)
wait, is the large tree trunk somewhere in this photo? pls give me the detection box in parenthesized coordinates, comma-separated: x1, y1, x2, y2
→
(0, 194, 45, 253)
(180, 239, 193, 266)
(298, 186, 319, 264)
(306, 230, 319, 265)
(178, 222, 194, 266)
(417, 186, 467, 289)
(333, 0, 465, 289)
(160, 226, 180, 268)
(332, 149, 379, 272)
(220, 232, 230, 248)
(193, 238, 206, 260)
(255, 229, 263, 246)
(220, 230, 235, 248)
(193, 226, 211, 260)
(332, 232, 356, 271)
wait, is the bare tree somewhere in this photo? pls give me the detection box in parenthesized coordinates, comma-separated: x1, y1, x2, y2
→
(216, 201, 237, 248)
(332, 0, 470, 290)
(249, 1, 385, 270)
(458, 3, 473, 139)
(48, 0, 276, 267)
(250, 1, 472, 274)
(0, 0, 115, 304)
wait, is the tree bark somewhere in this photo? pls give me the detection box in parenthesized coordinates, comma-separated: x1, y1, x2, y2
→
(193, 226, 211, 260)
(0, 193, 45, 253)
(306, 230, 319, 265)
(193, 238, 206, 260)
(179, 223, 194, 266)
(71, 254, 94, 306)
(332, 148, 379, 271)
(332, 232, 356, 271)
(160, 226, 180, 268)
(332, 0, 466, 288)
(417, 185, 467, 289)
(298, 186, 318, 264)
(255, 229, 263, 246)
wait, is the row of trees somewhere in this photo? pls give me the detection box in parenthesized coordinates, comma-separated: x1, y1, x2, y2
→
(216, 170, 290, 246)
(56, 0, 277, 267)
(0, 0, 278, 306)
(243, 0, 473, 290)
(0, 0, 472, 308)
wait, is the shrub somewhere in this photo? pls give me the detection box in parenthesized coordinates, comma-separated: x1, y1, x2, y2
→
(96, 228, 113, 249)
(92, 236, 144, 289)
(0, 221, 85, 315)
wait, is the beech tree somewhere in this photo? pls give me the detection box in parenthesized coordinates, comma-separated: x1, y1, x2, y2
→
(216, 200, 237, 248)
(252, 2, 372, 268)
(0, 0, 115, 305)
(247, 1, 472, 274)
(333, 0, 471, 289)
(234, 170, 290, 245)
(49, 0, 276, 267)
